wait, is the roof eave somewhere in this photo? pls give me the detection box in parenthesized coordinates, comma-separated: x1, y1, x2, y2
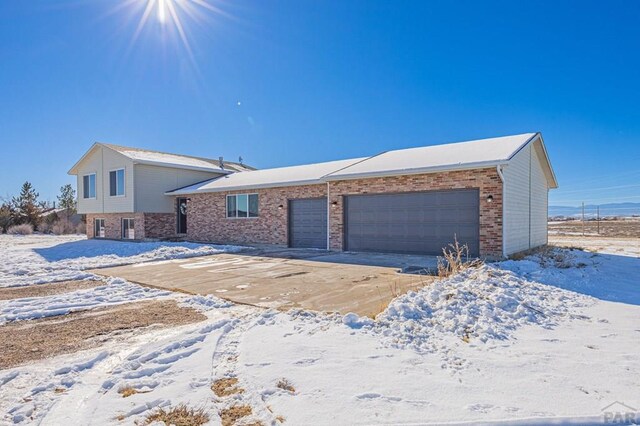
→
(132, 160, 233, 174)
(323, 160, 508, 181)
(165, 178, 325, 195)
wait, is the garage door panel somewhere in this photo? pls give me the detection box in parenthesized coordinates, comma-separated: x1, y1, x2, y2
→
(289, 198, 327, 249)
(345, 190, 479, 256)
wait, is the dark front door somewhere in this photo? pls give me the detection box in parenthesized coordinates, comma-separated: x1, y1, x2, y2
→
(177, 197, 188, 234)
(344, 189, 480, 256)
(288, 198, 327, 249)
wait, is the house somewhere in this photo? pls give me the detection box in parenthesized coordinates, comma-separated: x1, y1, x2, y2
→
(70, 133, 557, 258)
(68, 143, 252, 240)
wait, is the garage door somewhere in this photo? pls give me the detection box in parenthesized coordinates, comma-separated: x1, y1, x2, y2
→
(344, 189, 479, 256)
(289, 198, 327, 249)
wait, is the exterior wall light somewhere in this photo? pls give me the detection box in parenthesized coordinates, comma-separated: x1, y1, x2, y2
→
(486, 195, 494, 203)
(331, 201, 338, 208)
(278, 204, 284, 210)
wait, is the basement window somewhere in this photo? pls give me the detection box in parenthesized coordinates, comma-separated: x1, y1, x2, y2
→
(226, 194, 259, 218)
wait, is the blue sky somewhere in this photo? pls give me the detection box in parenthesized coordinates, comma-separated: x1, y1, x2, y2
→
(1, 0, 638, 206)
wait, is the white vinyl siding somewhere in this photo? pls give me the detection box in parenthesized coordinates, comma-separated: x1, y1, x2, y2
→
(76, 147, 104, 214)
(134, 164, 222, 213)
(503, 140, 550, 256)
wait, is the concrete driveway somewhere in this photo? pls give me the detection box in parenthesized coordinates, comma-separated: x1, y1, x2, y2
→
(92, 248, 437, 317)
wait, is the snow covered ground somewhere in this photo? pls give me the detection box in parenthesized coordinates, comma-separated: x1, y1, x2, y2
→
(1, 235, 639, 425)
(0, 234, 243, 287)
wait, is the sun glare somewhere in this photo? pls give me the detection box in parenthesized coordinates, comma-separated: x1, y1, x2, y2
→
(126, 0, 227, 63)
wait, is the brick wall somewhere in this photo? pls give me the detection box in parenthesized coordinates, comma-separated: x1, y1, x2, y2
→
(144, 213, 177, 239)
(327, 168, 503, 258)
(85, 212, 178, 240)
(186, 185, 327, 245)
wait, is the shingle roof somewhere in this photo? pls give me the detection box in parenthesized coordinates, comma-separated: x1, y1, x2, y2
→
(168, 158, 366, 194)
(102, 143, 253, 173)
(168, 132, 556, 194)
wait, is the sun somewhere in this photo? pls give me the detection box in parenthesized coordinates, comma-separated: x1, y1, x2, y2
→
(130, 0, 226, 60)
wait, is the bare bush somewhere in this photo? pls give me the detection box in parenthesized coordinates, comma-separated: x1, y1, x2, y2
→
(437, 237, 483, 278)
(39, 221, 53, 234)
(76, 221, 86, 234)
(7, 224, 34, 235)
(52, 219, 76, 235)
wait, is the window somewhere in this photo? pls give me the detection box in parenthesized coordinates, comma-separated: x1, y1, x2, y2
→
(94, 218, 105, 238)
(110, 168, 125, 197)
(122, 218, 135, 239)
(226, 194, 258, 218)
(83, 173, 96, 199)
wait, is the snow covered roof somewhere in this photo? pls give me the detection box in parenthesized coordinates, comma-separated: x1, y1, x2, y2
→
(325, 133, 538, 180)
(168, 132, 557, 194)
(68, 143, 254, 175)
(168, 158, 367, 194)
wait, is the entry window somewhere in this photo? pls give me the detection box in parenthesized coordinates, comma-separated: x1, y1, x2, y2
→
(83, 173, 96, 199)
(122, 218, 135, 239)
(94, 218, 105, 238)
(109, 169, 125, 197)
(226, 194, 258, 218)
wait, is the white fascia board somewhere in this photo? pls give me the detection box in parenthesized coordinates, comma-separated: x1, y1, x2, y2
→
(132, 160, 232, 174)
(323, 160, 509, 181)
(165, 179, 324, 196)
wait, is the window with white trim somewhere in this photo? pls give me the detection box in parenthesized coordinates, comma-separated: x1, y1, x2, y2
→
(122, 218, 135, 239)
(94, 218, 105, 238)
(110, 168, 125, 197)
(226, 194, 258, 218)
(83, 173, 96, 199)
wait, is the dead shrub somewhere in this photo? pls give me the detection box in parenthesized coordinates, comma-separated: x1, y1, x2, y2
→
(76, 221, 86, 234)
(219, 404, 252, 426)
(437, 237, 482, 278)
(212, 377, 244, 397)
(118, 385, 150, 398)
(276, 378, 295, 393)
(7, 224, 33, 235)
(52, 219, 76, 235)
(143, 404, 209, 426)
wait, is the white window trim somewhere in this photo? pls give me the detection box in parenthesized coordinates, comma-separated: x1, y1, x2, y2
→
(121, 217, 135, 239)
(82, 172, 97, 200)
(109, 168, 126, 198)
(226, 193, 259, 219)
(94, 218, 105, 238)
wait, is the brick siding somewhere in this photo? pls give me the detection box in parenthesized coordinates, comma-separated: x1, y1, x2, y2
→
(184, 167, 503, 258)
(85, 212, 177, 240)
(327, 168, 503, 258)
(186, 185, 327, 245)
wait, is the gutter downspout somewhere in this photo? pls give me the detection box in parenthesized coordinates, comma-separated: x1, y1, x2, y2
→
(326, 182, 330, 250)
(496, 165, 506, 259)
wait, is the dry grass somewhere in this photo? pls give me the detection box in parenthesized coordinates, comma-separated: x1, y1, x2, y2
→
(118, 385, 151, 398)
(275, 415, 286, 423)
(219, 405, 252, 426)
(511, 245, 584, 269)
(143, 404, 209, 426)
(437, 237, 483, 278)
(0, 300, 206, 369)
(0, 279, 103, 300)
(276, 378, 295, 393)
(549, 218, 640, 238)
(212, 377, 244, 397)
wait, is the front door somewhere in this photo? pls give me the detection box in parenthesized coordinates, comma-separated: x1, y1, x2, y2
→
(177, 197, 188, 234)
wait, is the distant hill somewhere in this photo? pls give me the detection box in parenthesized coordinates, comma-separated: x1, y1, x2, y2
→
(549, 202, 640, 218)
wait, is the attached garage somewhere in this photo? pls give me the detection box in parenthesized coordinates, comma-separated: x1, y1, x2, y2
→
(343, 189, 480, 256)
(288, 198, 327, 249)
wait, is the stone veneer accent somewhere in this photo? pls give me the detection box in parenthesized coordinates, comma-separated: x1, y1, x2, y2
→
(86, 212, 177, 240)
(184, 167, 503, 258)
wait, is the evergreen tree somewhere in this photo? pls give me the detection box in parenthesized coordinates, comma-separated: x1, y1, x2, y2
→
(57, 184, 77, 213)
(0, 201, 14, 233)
(12, 182, 42, 228)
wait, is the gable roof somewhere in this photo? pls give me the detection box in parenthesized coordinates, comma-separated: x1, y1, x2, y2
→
(325, 133, 537, 180)
(68, 142, 254, 175)
(168, 158, 367, 194)
(168, 132, 557, 194)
